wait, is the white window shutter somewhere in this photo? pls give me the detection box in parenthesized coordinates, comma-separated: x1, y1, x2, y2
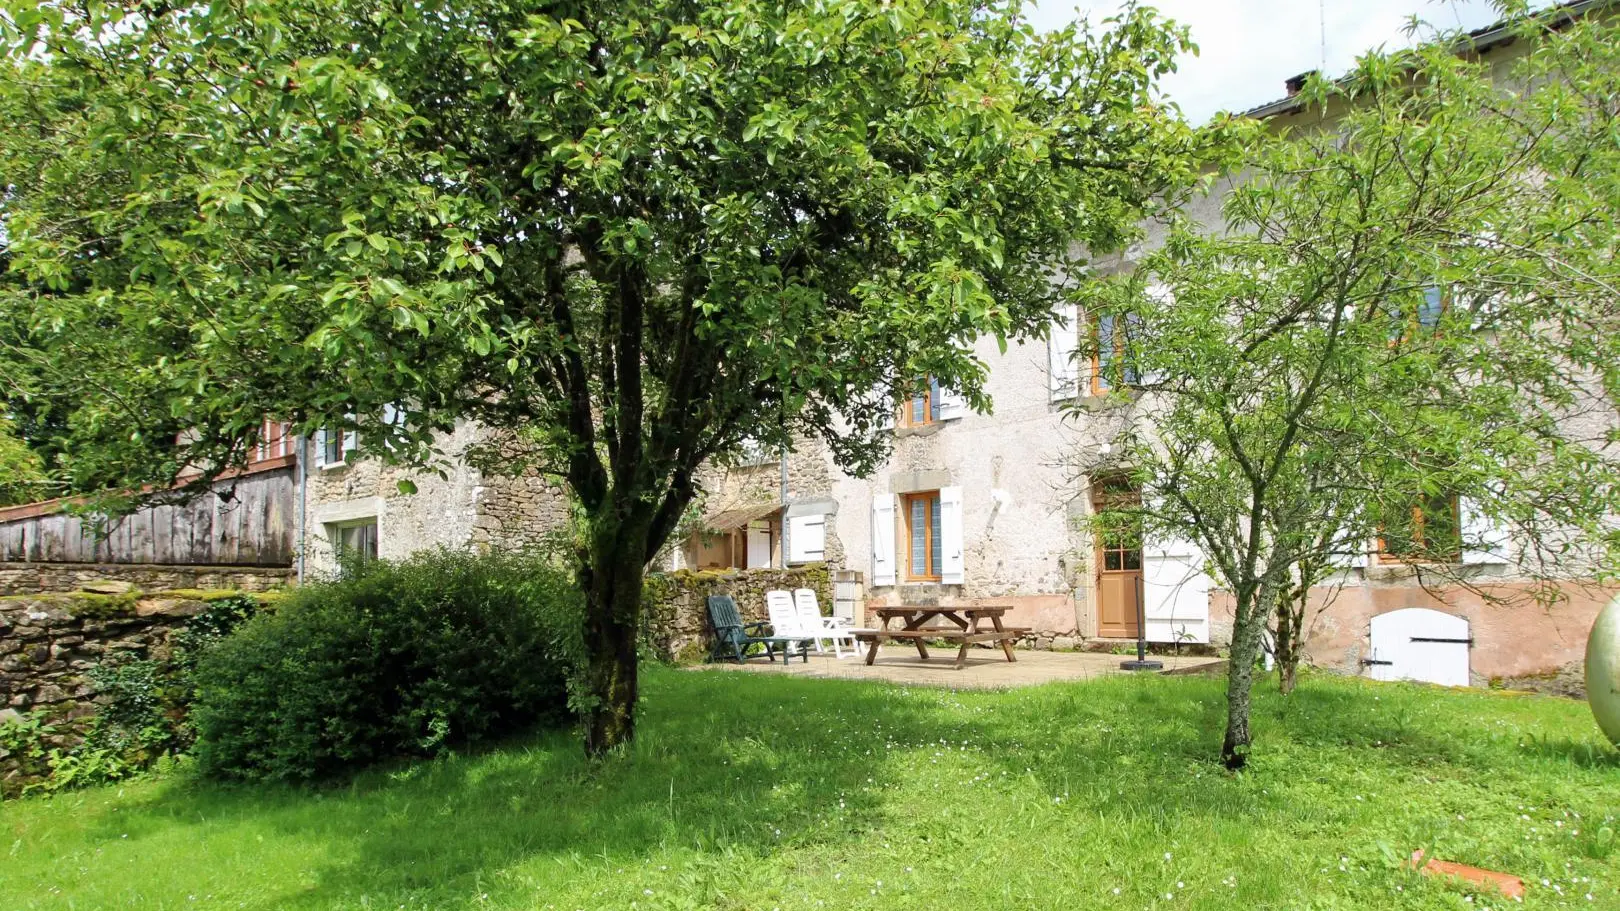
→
(937, 386, 968, 421)
(871, 494, 897, 587)
(939, 486, 965, 584)
(1138, 283, 1172, 386)
(1460, 497, 1511, 565)
(788, 515, 825, 563)
(876, 384, 895, 430)
(1048, 303, 1081, 401)
(1142, 533, 1210, 644)
(314, 429, 329, 468)
(1333, 538, 1368, 568)
(381, 403, 404, 450)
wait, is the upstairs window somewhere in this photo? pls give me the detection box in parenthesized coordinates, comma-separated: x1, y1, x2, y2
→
(898, 378, 942, 428)
(1091, 313, 1141, 395)
(1378, 492, 1461, 563)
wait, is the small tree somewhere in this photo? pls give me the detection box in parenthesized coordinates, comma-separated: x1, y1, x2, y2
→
(1078, 10, 1620, 769)
(0, 0, 1203, 754)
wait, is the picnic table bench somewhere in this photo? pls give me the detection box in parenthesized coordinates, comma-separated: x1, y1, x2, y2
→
(853, 606, 1028, 669)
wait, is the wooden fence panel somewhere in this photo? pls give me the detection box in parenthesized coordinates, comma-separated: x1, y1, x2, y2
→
(0, 465, 296, 567)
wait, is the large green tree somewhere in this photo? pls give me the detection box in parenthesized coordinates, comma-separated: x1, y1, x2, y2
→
(0, 0, 1202, 753)
(1079, 6, 1620, 769)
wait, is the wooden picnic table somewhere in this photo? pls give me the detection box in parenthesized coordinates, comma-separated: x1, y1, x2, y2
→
(854, 605, 1028, 669)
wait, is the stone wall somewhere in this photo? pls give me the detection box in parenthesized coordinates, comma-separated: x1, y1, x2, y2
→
(304, 421, 570, 577)
(641, 565, 832, 662)
(1213, 578, 1620, 683)
(0, 588, 268, 795)
(0, 562, 291, 597)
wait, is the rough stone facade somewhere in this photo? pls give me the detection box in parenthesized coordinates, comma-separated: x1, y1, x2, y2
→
(302, 421, 570, 577)
(0, 562, 290, 597)
(0, 588, 265, 795)
(641, 565, 831, 662)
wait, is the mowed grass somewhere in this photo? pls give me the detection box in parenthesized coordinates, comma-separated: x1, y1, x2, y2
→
(3, 667, 1617, 911)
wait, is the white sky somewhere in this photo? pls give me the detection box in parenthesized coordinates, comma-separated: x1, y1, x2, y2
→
(1026, 0, 1508, 122)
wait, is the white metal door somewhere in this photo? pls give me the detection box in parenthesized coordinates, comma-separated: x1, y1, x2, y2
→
(1365, 608, 1471, 687)
(746, 525, 771, 569)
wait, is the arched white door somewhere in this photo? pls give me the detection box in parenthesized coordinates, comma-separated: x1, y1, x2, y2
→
(1365, 608, 1471, 687)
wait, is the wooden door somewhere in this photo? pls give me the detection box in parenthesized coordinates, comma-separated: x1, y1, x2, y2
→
(1093, 477, 1142, 638)
(746, 524, 772, 569)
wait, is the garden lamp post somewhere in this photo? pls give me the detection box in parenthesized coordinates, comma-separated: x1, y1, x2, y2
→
(1120, 572, 1162, 671)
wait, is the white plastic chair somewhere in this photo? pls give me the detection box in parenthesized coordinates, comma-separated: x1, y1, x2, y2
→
(793, 588, 858, 658)
(763, 590, 812, 663)
(765, 589, 799, 630)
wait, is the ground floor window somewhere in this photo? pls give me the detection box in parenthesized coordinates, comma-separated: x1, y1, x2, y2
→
(329, 519, 379, 562)
(902, 490, 942, 581)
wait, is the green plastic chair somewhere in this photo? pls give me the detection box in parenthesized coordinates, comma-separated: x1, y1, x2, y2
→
(706, 594, 810, 663)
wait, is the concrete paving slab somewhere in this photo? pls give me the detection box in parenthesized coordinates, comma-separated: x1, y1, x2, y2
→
(693, 645, 1225, 690)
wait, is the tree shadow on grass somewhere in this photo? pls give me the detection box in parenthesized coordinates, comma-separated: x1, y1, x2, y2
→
(73, 667, 1609, 909)
(88, 668, 968, 909)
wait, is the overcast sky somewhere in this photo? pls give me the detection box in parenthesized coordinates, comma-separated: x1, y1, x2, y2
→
(1025, 0, 1508, 122)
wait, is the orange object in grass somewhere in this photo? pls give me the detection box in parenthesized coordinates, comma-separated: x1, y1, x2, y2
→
(1409, 850, 1526, 899)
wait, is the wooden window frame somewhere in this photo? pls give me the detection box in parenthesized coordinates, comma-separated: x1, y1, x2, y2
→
(1090, 313, 1139, 395)
(1377, 492, 1462, 564)
(897, 378, 941, 429)
(321, 431, 348, 468)
(1391, 284, 1450, 346)
(901, 491, 942, 582)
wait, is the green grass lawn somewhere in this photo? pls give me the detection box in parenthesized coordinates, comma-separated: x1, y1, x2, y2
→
(3, 667, 1616, 910)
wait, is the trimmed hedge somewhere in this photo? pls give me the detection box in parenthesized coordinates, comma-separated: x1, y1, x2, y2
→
(191, 549, 581, 781)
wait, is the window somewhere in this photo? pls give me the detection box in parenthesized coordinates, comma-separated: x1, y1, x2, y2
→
(330, 520, 378, 562)
(1092, 475, 1142, 570)
(1391, 285, 1448, 344)
(898, 378, 942, 428)
(902, 491, 943, 581)
(254, 419, 294, 463)
(1378, 492, 1461, 563)
(1419, 285, 1445, 329)
(1091, 313, 1141, 395)
(322, 431, 346, 466)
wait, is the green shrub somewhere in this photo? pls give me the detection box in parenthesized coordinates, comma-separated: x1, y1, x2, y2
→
(191, 549, 582, 782)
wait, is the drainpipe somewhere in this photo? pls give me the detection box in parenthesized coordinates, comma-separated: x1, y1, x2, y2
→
(295, 434, 307, 584)
(779, 444, 789, 569)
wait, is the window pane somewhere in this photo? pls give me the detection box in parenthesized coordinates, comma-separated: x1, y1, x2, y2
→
(910, 497, 926, 577)
(911, 396, 926, 425)
(930, 493, 942, 576)
(1098, 314, 1115, 374)
(1420, 286, 1444, 328)
(1105, 551, 1121, 571)
(929, 377, 941, 422)
(1123, 548, 1141, 571)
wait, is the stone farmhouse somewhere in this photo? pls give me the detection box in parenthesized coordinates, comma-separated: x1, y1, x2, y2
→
(8, 3, 1607, 689)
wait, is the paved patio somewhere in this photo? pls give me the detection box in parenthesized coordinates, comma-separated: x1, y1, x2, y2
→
(696, 645, 1226, 689)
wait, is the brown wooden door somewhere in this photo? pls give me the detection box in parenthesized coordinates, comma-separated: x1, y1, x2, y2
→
(1093, 477, 1143, 638)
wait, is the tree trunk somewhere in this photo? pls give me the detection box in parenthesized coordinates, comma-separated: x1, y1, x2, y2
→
(1222, 591, 1266, 770)
(581, 518, 648, 758)
(1274, 595, 1298, 696)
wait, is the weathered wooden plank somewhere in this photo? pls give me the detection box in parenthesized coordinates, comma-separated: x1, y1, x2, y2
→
(0, 464, 295, 566)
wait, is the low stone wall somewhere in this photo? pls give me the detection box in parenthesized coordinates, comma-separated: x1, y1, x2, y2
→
(0, 562, 291, 597)
(0, 588, 269, 795)
(642, 565, 832, 662)
(1211, 578, 1619, 683)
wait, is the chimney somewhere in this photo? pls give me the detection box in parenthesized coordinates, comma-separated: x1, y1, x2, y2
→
(1285, 70, 1319, 97)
